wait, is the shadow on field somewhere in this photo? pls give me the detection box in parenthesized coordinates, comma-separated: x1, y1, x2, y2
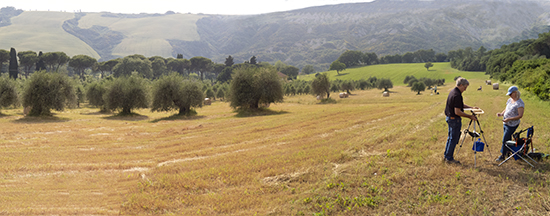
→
(103, 113, 149, 121)
(13, 115, 70, 123)
(336, 73, 349, 76)
(476, 159, 550, 184)
(0, 112, 9, 118)
(150, 115, 205, 123)
(81, 111, 112, 115)
(235, 109, 289, 118)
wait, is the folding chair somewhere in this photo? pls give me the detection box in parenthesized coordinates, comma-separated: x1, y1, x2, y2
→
(498, 126, 537, 168)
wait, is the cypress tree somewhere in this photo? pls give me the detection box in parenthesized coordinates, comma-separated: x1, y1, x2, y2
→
(35, 51, 46, 71)
(8, 48, 18, 79)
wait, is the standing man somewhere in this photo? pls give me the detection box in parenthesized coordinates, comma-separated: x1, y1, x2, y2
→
(444, 77, 478, 164)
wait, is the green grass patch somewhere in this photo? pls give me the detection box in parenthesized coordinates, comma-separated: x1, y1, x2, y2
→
(299, 62, 488, 87)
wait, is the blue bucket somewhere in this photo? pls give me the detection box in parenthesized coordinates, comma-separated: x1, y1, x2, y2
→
(472, 140, 484, 152)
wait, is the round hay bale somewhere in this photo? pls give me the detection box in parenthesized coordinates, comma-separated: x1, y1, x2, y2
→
(204, 98, 212, 105)
(486, 80, 492, 85)
(383, 91, 390, 97)
(339, 92, 349, 98)
(493, 83, 499, 90)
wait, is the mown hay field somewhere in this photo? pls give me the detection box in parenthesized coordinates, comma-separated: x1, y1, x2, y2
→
(1, 66, 550, 214)
(0, 11, 100, 59)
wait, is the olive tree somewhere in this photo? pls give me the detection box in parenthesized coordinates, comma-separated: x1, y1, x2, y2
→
(86, 81, 108, 111)
(340, 80, 355, 94)
(411, 81, 426, 95)
(22, 71, 77, 116)
(205, 88, 215, 100)
(216, 88, 225, 100)
(105, 75, 149, 115)
(0, 75, 18, 112)
(229, 66, 283, 110)
(310, 73, 331, 99)
(151, 73, 203, 115)
(376, 78, 393, 92)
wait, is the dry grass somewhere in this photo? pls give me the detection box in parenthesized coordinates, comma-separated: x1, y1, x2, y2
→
(1, 79, 550, 215)
(78, 13, 204, 58)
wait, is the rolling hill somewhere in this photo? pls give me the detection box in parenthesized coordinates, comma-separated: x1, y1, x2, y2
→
(0, 11, 100, 59)
(2, 0, 550, 70)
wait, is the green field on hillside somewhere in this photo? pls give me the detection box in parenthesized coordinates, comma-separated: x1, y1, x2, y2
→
(0, 11, 100, 58)
(299, 62, 490, 86)
(78, 13, 204, 58)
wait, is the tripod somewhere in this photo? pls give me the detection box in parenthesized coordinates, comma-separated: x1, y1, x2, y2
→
(457, 110, 492, 167)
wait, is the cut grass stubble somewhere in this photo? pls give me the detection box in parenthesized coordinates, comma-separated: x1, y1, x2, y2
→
(1, 70, 550, 214)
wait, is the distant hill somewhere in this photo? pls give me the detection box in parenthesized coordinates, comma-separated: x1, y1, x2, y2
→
(1, 0, 550, 71)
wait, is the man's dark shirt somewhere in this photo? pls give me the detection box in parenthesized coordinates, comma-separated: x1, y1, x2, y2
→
(445, 87, 464, 118)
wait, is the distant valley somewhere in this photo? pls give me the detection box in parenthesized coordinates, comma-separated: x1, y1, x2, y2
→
(1, 0, 550, 71)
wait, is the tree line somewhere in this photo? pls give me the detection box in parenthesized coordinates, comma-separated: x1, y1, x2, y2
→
(446, 30, 550, 100)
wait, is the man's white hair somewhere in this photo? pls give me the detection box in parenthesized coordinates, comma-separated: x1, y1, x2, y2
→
(456, 77, 469, 86)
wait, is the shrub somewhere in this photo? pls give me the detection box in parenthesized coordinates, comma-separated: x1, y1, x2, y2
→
(229, 67, 283, 110)
(105, 75, 149, 114)
(22, 71, 77, 116)
(151, 73, 203, 115)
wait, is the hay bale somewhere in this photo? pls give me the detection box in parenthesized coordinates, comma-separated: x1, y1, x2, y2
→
(493, 83, 499, 90)
(23, 106, 32, 116)
(316, 95, 321, 100)
(383, 91, 390, 97)
(339, 92, 349, 98)
(204, 98, 212, 105)
(486, 80, 492, 85)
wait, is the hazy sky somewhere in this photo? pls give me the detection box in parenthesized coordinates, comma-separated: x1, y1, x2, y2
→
(5, 0, 374, 15)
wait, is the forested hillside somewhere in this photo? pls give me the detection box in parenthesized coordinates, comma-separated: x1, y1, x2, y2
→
(1, 0, 550, 70)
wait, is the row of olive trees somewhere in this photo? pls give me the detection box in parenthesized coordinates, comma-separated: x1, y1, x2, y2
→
(0, 65, 285, 116)
(309, 73, 395, 99)
(287, 75, 393, 98)
(0, 72, 77, 116)
(403, 75, 445, 94)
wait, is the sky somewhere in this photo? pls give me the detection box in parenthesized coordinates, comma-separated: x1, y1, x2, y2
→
(5, 0, 374, 15)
